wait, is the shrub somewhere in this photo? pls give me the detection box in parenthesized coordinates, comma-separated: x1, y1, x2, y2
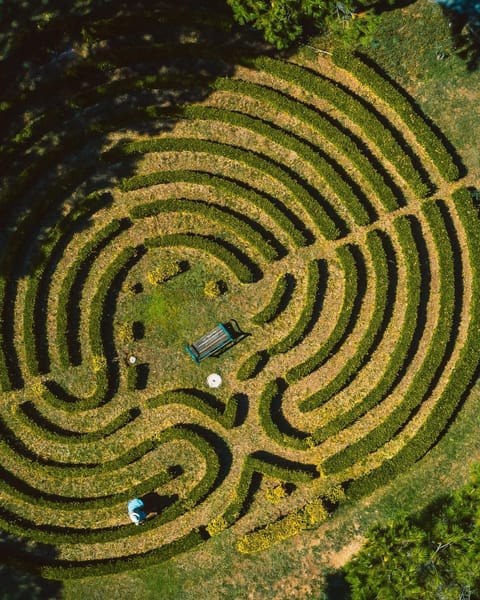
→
(332, 50, 460, 183)
(300, 231, 389, 412)
(268, 260, 324, 356)
(132, 197, 281, 262)
(245, 56, 430, 197)
(178, 104, 373, 227)
(147, 390, 239, 430)
(286, 244, 360, 383)
(312, 215, 422, 443)
(145, 233, 258, 284)
(325, 200, 456, 477)
(203, 280, 222, 298)
(252, 273, 292, 325)
(108, 137, 342, 240)
(146, 259, 182, 285)
(237, 499, 327, 554)
(212, 76, 399, 212)
(56, 218, 131, 368)
(127, 169, 308, 248)
(236, 352, 265, 381)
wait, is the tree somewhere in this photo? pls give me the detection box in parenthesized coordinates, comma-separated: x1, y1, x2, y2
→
(226, 0, 381, 49)
(342, 465, 480, 599)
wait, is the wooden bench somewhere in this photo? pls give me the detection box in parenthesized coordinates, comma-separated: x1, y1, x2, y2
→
(185, 323, 234, 363)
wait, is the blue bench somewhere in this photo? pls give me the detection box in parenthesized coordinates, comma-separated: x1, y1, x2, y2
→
(185, 323, 234, 363)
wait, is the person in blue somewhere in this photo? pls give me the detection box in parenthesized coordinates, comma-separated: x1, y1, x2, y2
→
(127, 498, 148, 525)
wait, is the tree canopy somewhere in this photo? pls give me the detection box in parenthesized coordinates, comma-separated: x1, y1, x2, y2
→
(226, 0, 381, 48)
(342, 465, 480, 599)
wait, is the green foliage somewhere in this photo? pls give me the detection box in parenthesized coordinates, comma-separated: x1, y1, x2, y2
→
(146, 258, 182, 285)
(332, 49, 460, 182)
(147, 390, 239, 429)
(132, 197, 281, 262)
(286, 244, 359, 384)
(247, 56, 430, 198)
(109, 137, 341, 240)
(236, 351, 265, 381)
(253, 274, 292, 325)
(125, 169, 308, 248)
(300, 230, 389, 412)
(211, 76, 399, 212)
(268, 260, 323, 356)
(203, 280, 222, 298)
(237, 498, 328, 553)
(177, 104, 372, 228)
(145, 233, 258, 284)
(342, 464, 480, 599)
(311, 215, 422, 443)
(41, 530, 204, 579)
(258, 378, 308, 449)
(222, 454, 317, 525)
(56, 218, 131, 368)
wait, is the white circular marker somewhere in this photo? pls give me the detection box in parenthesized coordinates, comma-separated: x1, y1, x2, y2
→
(128, 355, 137, 365)
(207, 373, 222, 388)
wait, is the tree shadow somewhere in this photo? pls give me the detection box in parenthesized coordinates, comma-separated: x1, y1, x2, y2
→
(323, 571, 352, 600)
(0, 530, 63, 599)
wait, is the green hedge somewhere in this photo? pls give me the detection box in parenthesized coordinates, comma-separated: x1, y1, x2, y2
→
(345, 190, 479, 498)
(56, 218, 131, 368)
(177, 104, 373, 227)
(131, 197, 281, 262)
(212, 76, 399, 212)
(236, 352, 266, 381)
(252, 273, 292, 325)
(300, 231, 389, 412)
(325, 199, 456, 476)
(312, 216, 422, 443)
(46, 245, 140, 412)
(332, 50, 460, 183)
(147, 390, 239, 429)
(145, 233, 258, 283)
(286, 244, 360, 384)
(268, 260, 324, 356)
(0, 464, 175, 512)
(0, 425, 220, 545)
(258, 379, 308, 450)
(128, 169, 308, 248)
(108, 137, 342, 240)
(237, 498, 327, 553)
(222, 454, 318, 525)
(17, 401, 135, 444)
(22, 191, 112, 376)
(246, 56, 430, 198)
(41, 529, 204, 579)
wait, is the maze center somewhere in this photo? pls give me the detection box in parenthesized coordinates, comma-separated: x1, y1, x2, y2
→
(1, 20, 479, 576)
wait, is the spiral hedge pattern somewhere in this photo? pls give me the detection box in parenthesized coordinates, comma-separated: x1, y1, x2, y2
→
(1, 8, 479, 578)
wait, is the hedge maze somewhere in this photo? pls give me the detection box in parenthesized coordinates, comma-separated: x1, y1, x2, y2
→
(1, 5, 479, 579)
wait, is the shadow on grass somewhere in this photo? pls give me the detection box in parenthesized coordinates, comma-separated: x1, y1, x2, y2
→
(0, 530, 62, 599)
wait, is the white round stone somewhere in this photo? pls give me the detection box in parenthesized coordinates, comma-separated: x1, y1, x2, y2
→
(207, 373, 222, 388)
(128, 355, 137, 365)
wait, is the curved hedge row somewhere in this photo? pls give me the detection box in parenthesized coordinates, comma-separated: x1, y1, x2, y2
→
(286, 244, 361, 384)
(331, 50, 460, 183)
(244, 56, 431, 197)
(145, 233, 260, 283)
(110, 137, 343, 240)
(131, 197, 282, 262)
(324, 199, 457, 475)
(299, 230, 391, 412)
